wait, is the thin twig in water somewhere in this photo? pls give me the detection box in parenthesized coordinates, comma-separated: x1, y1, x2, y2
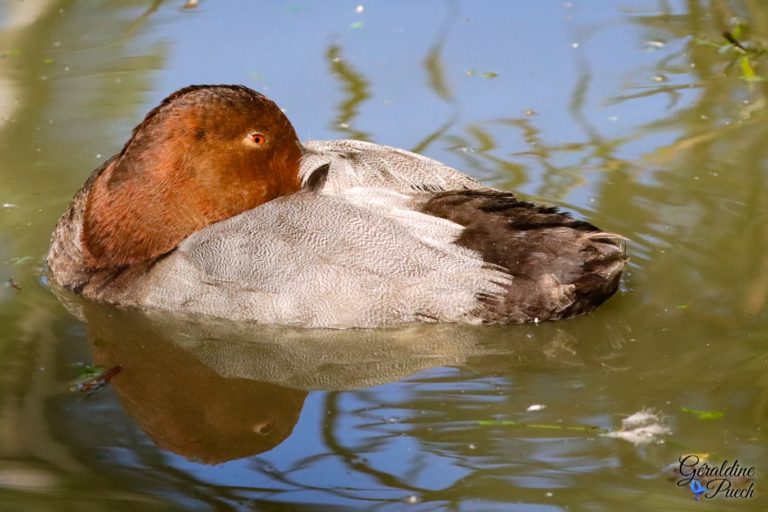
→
(71, 366, 123, 396)
(723, 31, 748, 52)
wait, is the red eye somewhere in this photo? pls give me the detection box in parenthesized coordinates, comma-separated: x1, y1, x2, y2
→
(249, 132, 266, 145)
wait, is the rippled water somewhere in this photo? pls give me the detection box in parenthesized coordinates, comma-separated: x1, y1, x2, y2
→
(1, 1, 767, 510)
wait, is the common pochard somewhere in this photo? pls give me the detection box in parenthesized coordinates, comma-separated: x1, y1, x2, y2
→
(48, 85, 627, 328)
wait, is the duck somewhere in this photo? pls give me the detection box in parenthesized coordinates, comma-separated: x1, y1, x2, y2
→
(47, 85, 627, 329)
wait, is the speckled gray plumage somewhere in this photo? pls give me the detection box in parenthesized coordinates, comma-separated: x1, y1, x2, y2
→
(300, 139, 485, 193)
(134, 190, 513, 328)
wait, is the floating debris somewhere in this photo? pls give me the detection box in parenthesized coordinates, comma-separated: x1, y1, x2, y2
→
(644, 40, 665, 50)
(739, 55, 763, 82)
(524, 109, 537, 117)
(681, 406, 724, 421)
(723, 31, 748, 52)
(350, 21, 364, 30)
(651, 74, 667, 82)
(69, 365, 122, 395)
(2, 203, 18, 208)
(478, 419, 603, 433)
(526, 404, 546, 412)
(355, 5, 364, 14)
(182, 0, 199, 9)
(603, 409, 670, 445)
(466, 69, 498, 79)
(5, 278, 21, 293)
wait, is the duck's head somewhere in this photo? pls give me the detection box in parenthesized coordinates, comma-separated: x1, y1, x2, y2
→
(83, 85, 303, 270)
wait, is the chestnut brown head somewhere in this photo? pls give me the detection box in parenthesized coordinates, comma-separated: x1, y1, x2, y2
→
(83, 85, 303, 269)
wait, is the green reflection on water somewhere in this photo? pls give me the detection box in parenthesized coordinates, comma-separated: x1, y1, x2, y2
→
(326, 44, 371, 141)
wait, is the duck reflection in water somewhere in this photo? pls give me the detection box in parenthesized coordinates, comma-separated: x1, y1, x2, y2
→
(83, 303, 307, 464)
(66, 291, 629, 464)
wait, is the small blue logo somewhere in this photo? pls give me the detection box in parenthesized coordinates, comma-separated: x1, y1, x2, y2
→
(690, 479, 707, 500)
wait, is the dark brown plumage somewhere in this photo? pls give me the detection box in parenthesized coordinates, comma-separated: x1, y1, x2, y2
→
(422, 190, 627, 323)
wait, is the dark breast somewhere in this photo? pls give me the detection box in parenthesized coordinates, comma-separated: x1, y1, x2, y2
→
(420, 190, 627, 323)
